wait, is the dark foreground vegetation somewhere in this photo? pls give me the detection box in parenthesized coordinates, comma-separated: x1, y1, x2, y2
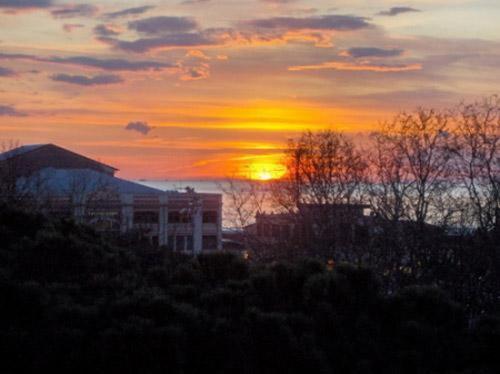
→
(0, 204, 498, 374)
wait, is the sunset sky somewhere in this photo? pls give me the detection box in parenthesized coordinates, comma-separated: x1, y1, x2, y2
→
(1, 0, 499, 179)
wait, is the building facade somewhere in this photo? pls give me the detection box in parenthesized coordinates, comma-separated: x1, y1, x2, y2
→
(250, 204, 372, 247)
(0, 144, 222, 254)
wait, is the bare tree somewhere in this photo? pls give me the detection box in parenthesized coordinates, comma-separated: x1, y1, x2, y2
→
(0, 141, 50, 208)
(219, 178, 269, 230)
(367, 130, 412, 223)
(373, 109, 455, 227)
(276, 130, 366, 208)
(0, 140, 22, 203)
(270, 130, 368, 259)
(452, 96, 500, 232)
(218, 177, 273, 259)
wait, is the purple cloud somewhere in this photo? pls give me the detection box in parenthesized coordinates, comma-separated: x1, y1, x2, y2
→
(51, 4, 98, 19)
(63, 23, 84, 33)
(125, 121, 153, 135)
(0, 66, 15, 76)
(343, 47, 404, 58)
(94, 24, 121, 37)
(0, 104, 26, 116)
(244, 14, 371, 31)
(100, 33, 216, 53)
(378, 7, 421, 17)
(128, 16, 198, 35)
(104, 5, 155, 19)
(51, 73, 124, 86)
(0, 0, 52, 8)
(0, 52, 174, 71)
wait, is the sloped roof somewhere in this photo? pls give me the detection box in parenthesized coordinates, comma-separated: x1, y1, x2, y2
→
(0, 144, 46, 161)
(19, 167, 163, 196)
(0, 143, 118, 172)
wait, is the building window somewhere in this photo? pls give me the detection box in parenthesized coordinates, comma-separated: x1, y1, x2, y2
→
(354, 225, 369, 244)
(202, 235, 218, 250)
(169, 211, 191, 223)
(151, 236, 159, 247)
(186, 235, 193, 251)
(168, 235, 188, 251)
(280, 225, 291, 240)
(338, 223, 352, 244)
(203, 211, 218, 223)
(272, 224, 281, 238)
(176, 236, 186, 251)
(168, 235, 175, 250)
(168, 211, 181, 223)
(134, 211, 158, 224)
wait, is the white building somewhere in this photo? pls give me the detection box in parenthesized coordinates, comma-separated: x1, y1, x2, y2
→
(0, 143, 222, 254)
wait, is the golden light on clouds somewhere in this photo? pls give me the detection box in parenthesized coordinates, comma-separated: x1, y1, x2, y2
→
(1, 1, 499, 179)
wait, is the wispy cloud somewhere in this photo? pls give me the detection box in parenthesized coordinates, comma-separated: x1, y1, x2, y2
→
(0, 0, 52, 8)
(99, 33, 217, 53)
(341, 47, 404, 58)
(50, 4, 98, 19)
(186, 50, 211, 60)
(103, 5, 154, 19)
(62, 23, 84, 33)
(0, 52, 174, 71)
(128, 16, 199, 35)
(378, 7, 421, 17)
(51, 73, 124, 86)
(181, 64, 210, 80)
(289, 61, 422, 72)
(243, 14, 371, 31)
(0, 66, 15, 76)
(93, 24, 121, 37)
(0, 104, 26, 116)
(181, 0, 211, 4)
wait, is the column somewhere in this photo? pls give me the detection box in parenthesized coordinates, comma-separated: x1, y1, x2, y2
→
(192, 197, 203, 255)
(120, 194, 133, 233)
(216, 196, 223, 251)
(159, 194, 168, 246)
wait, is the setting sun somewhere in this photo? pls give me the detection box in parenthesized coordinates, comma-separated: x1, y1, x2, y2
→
(248, 162, 286, 181)
(257, 170, 273, 181)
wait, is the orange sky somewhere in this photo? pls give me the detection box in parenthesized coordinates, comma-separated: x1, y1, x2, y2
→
(1, 1, 500, 179)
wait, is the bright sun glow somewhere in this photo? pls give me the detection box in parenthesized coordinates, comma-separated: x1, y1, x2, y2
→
(248, 162, 286, 181)
(257, 170, 273, 181)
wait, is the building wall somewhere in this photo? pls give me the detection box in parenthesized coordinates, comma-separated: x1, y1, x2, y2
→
(44, 191, 222, 254)
(123, 192, 222, 253)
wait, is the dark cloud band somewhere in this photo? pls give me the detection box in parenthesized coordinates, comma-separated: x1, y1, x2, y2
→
(0, 52, 174, 71)
(0, 0, 52, 8)
(99, 33, 217, 53)
(344, 47, 404, 58)
(0, 66, 15, 76)
(243, 15, 371, 31)
(128, 16, 198, 35)
(104, 5, 155, 19)
(378, 7, 420, 17)
(50, 4, 98, 18)
(51, 73, 124, 86)
(0, 104, 26, 116)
